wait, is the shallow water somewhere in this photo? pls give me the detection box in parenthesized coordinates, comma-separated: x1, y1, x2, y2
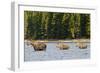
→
(24, 42, 90, 61)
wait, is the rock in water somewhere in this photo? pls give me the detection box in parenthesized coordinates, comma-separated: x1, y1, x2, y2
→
(76, 42, 87, 49)
(31, 41, 46, 51)
(56, 43, 69, 50)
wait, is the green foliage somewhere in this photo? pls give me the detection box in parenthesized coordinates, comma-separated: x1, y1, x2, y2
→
(24, 11, 90, 40)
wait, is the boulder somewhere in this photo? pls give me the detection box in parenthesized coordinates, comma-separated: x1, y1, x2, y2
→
(76, 42, 87, 49)
(31, 41, 46, 51)
(56, 43, 69, 50)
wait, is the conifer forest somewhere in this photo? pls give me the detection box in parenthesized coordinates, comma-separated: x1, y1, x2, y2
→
(24, 11, 90, 40)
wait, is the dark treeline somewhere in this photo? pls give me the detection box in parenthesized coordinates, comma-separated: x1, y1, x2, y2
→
(24, 11, 90, 40)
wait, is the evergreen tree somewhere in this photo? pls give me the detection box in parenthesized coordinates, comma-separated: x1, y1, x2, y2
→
(24, 11, 90, 40)
(69, 14, 75, 38)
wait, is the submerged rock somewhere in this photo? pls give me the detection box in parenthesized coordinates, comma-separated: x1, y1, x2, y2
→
(56, 43, 69, 50)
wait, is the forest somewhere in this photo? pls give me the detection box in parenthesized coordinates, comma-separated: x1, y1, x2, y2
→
(24, 11, 90, 40)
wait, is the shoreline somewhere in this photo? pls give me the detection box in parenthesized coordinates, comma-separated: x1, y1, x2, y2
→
(25, 39, 90, 43)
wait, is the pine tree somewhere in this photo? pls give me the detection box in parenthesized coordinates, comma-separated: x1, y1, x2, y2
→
(24, 11, 90, 40)
(74, 13, 81, 38)
(69, 14, 75, 38)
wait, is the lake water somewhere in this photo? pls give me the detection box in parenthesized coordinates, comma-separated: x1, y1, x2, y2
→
(24, 42, 90, 61)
